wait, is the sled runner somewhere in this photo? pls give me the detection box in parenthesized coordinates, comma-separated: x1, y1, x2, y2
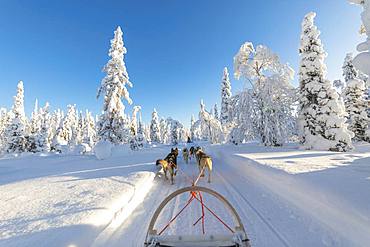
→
(144, 186, 251, 247)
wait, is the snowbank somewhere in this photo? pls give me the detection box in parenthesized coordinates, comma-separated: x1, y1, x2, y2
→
(94, 140, 113, 160)
(0, 146, 168, 247)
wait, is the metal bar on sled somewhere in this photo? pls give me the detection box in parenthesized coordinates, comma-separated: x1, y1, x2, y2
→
(144, 186, 251, 247)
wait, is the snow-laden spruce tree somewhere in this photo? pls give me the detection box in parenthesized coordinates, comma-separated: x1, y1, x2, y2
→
(342, 53, 370, 141)
(199, 100, 223, 144)
(136, 115, 145, 148)
(82, 110, 97, 148)
(167, 118, 185, 145)
(0, 108, 10, 152)
(349, 0, 370, 120)
(97, 26, 133, 144)
(190, 115, 196, 141)
(26, 99, 41, 152)
(129, 106, 141, 150)
(76, 111, 84, 145)
(150, 108, 161, 143)
(5, 81, 28, 153)
(49, 109, 64, 151)
(213, 103, 219, 120)
(160, 118, 170, 144)
(234, 42, 296, 146)
(53, 104, 78, 151)
(34, 103, 51, 152)
(298, 12, 353, 151)
(220, 67, 232, 124)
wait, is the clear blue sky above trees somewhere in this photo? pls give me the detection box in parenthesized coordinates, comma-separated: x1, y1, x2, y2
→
(0, 0, 362, 125)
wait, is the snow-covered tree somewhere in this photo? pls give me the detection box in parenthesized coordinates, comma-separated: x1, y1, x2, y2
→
(5, 81, 28, 153)
(76, 111, 85, 145)
(97, 26, 133, 144)
(52, 104, 78, 151)
(0, 108, 10, 152)
(213, 103, 219, 120)
(190, 115, 196, 141)
(220, 67, 232, 124)
(129, 106, 141, 150)
(34, 103, 51, 152)
(150, 108, 161, 143)
(160, 118, 170, 144)
(342, 54, 370, 141)
(26, 99, 41, 152)
(234, 42, 296, 146)
(227, 91, 255, 144)
(82, 110, 97, 148)
(199, 100, 223, 144)
(298, 12, 353, 151)
(49, 109, 64, 151)
(136, 116, 145, 148)
(167, 118, 185, 145)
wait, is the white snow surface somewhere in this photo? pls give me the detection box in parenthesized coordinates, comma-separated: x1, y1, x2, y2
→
(1, 143, 370, 246)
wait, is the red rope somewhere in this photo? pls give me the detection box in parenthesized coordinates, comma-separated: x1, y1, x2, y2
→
(158, 194, 195, 235)
(199, 191, 205, 234)
(193, 194, 235, 233)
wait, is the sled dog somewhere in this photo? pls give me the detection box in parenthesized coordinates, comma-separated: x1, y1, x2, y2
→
(156, 159, 177, 184)
(195, 149, 213, 183)
(182, 148, 189, 164)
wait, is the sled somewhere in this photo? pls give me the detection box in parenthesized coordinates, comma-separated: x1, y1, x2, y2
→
(144, 186, 251, 247)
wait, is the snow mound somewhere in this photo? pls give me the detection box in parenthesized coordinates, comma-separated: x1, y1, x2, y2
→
(94, 140, 113, 160)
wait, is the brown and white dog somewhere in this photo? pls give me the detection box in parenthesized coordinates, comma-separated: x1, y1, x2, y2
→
(182, 148, 189, 164)
(156, 148, 179, 184)
(195, 148, 213, 183)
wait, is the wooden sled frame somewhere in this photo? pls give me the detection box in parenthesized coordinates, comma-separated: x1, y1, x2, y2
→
(144, 186, 251, 247)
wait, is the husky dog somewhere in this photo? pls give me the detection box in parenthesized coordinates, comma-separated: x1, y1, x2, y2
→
(156, 148, 179, 184)
(195, 149, 213, 183)
(169, 148, 179, 166)
(156, 159, 177, 184)
(182, 148, 189, 164)
(189, 146, 195, 160)
(194, 146, 203, 164)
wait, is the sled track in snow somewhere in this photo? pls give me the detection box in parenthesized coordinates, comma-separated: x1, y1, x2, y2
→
(215, 170, 292, 247)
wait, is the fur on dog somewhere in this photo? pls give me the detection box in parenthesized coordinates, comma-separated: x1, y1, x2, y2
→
(182, 148, 189, 164)
(156, 159, 177, 184)
(195, 149, 213, 183)
(156, 148, 179, 184)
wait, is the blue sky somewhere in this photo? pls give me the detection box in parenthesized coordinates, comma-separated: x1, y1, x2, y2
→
(0, 0, 363, 125)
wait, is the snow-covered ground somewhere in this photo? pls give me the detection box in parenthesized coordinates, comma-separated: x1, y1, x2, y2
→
(1, 143, 370, 246)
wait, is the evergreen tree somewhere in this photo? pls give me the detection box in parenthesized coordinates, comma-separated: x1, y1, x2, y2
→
(35, 102, 51, 152)
(97, 26, 133, 144)
(82, 110, 97, 148)
(76, 111, 85, 145)
(220, 67, 232, 124)
(298, 12, 353, 151)
(343, 53, 370, 141)
(198, 100, 223, 144)
(49, 109, 64, 151)
(129, 106, 141, 150)
(0, 108, 10, 152)
(214, 103, 219, 120)
(5, 81, 28, 153)
(159, 118, 170, 144)
(53, 104, 77, 151)
(150, 108, 161, 143)
(137, 116, 145, 148)
(190, 115, 196, 141)
(26, 99, 41, 152)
